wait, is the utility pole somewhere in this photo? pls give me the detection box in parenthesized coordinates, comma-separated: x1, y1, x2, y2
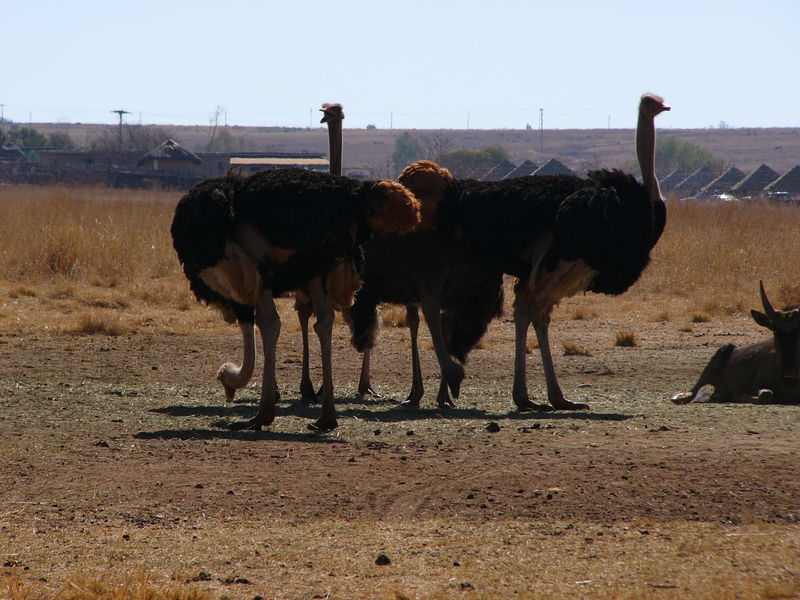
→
(111, 109, 130, 151)
(539, 108, 544, 152)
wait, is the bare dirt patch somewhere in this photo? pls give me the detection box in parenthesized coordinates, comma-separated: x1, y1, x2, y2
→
(2, 299, 799, 599)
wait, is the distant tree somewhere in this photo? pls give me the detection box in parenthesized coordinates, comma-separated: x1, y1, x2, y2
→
(206, 128, 241, 152)
(366, 124, 377, 130)
(6, 127, 47, 147)
(391, 132, 423, 176)
(656, 136, 724, 175)
(420, 133, 454, 164)
(439, 145, 510, 178)
(626, 136, 724, 177)
(48, 132, 75, 149)
(92, 124, 175, 153)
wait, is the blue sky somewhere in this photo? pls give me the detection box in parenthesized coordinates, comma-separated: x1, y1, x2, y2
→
(3, 0, 799, 130)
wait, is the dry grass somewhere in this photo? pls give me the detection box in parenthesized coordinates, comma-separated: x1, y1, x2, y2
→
(614, 331, 638, 347)
(3, 187, 800, 337)
(562, 341, 593, 356)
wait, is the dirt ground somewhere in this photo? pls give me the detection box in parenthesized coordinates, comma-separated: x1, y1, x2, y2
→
(2, 299, 799, 599)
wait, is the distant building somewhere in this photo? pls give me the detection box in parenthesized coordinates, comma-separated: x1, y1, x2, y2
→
(731, 164, 780, 196)
(672, 166, 717, 198)
(699, 166, 746, 197)
(533, 158, 575, 177)
(503, 159, 539, 179)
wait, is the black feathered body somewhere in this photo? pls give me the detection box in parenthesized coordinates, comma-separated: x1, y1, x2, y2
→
(170, 172, 255, 323)
(437, 171, 665, 297)
(346, 230, 503, 363)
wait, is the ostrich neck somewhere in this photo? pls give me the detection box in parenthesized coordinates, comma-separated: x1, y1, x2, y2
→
(327, 119, 343, 177)
(636, 112, 661, 201)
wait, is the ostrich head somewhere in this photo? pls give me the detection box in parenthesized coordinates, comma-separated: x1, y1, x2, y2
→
(320, 103, 345, 124)
(639, 94, 670, 119)
(398, 160, 453, 229)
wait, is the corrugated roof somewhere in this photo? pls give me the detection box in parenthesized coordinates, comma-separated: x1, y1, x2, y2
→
(533, 158, 575, 177)
(673, 166, 716, 197)
(229, 157, 330, 166)
(482, 160, 517, 181)
(659, 169, 687, 192)
(137, 139, 201, 166)
(731, 164, 780, 193)
(503, 159, 539, 179)
(700, 166, 746, 196)
(767, 165, 800, 193)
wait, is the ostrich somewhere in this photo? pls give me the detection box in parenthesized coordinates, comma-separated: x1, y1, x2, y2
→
(409, 93, 669, 411)
(171, 166, 421, 431)
(295, 103, 348, 403)
(346, 161, 505, 407)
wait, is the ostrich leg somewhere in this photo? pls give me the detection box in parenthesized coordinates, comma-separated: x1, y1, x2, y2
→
(230, 290, 281, 430)
(532, 311, 589, 411)
(307, 278, 338, 431)
(216, 320, 256, 402)
(419, 297, 461, 409)
(400, 304, 425, 406)
(357, 349, 381, 398)
(295, 289, 319, 404)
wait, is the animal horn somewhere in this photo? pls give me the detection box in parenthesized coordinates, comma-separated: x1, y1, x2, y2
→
(759, 280, 778, 320)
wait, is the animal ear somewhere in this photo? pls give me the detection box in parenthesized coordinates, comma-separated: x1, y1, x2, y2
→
(751, 309, 774, 330)
(367, 180, 421, 235)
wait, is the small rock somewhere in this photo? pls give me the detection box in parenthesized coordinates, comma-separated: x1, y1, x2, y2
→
(460, 582, 475, 591)
(195, 484, 204, 489)
(375, 553, 391, 566)
(94, 440, 109, 447)
(485, 422, 501, 433)
(406, 430, 415, 436)
(373, 429, 382, 436)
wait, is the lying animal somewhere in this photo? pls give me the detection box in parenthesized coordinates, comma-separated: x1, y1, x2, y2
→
(672, 281, 800, 405)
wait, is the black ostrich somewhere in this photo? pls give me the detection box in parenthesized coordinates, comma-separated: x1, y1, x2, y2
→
(170, 167, 421, 431)
(416, 93, 670, 411)
(345, 161, 505, 408)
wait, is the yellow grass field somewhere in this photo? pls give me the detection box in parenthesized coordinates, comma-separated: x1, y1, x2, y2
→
(2, 185, 800, 600)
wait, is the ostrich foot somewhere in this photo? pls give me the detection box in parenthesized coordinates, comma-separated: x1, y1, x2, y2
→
(549, 397, 590, 411)
(400, 388, 424, 408)
(357, 383, 382, 399)
(437, 396, 457, 410)
(228, 410, 275, 431)
(307, 416, 338, 432)
(301, 385, 321, 406)
(514, 398, 554, 412)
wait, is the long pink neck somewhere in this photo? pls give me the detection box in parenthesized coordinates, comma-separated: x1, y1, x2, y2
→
(636, 110, 661, 201)
(327, 119, 343, 176)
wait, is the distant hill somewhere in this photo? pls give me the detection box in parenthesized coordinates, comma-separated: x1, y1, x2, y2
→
(23, 122, 800, 177)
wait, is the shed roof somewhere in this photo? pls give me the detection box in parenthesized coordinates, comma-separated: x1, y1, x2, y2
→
(731, 164, 780, 193)
(673, 166, 716, 197)
(136, 139, 202, 167)
(659, 169, 687, 192)
(700, 167, 746, 196)
(766, 165, 800, 193)
(229, 157, 330, 167)
(533, 158, 575, 177)
(482, 160, 517, 181)
(503, 159, 539, 179)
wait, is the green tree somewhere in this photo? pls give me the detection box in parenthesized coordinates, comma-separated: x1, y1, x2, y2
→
(48, 132, 75, 149)
(439, 145, 510, 178)
(657, 136, 724, 175)
(6, 127, 48, 147)
(391, 132, 422, 176)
